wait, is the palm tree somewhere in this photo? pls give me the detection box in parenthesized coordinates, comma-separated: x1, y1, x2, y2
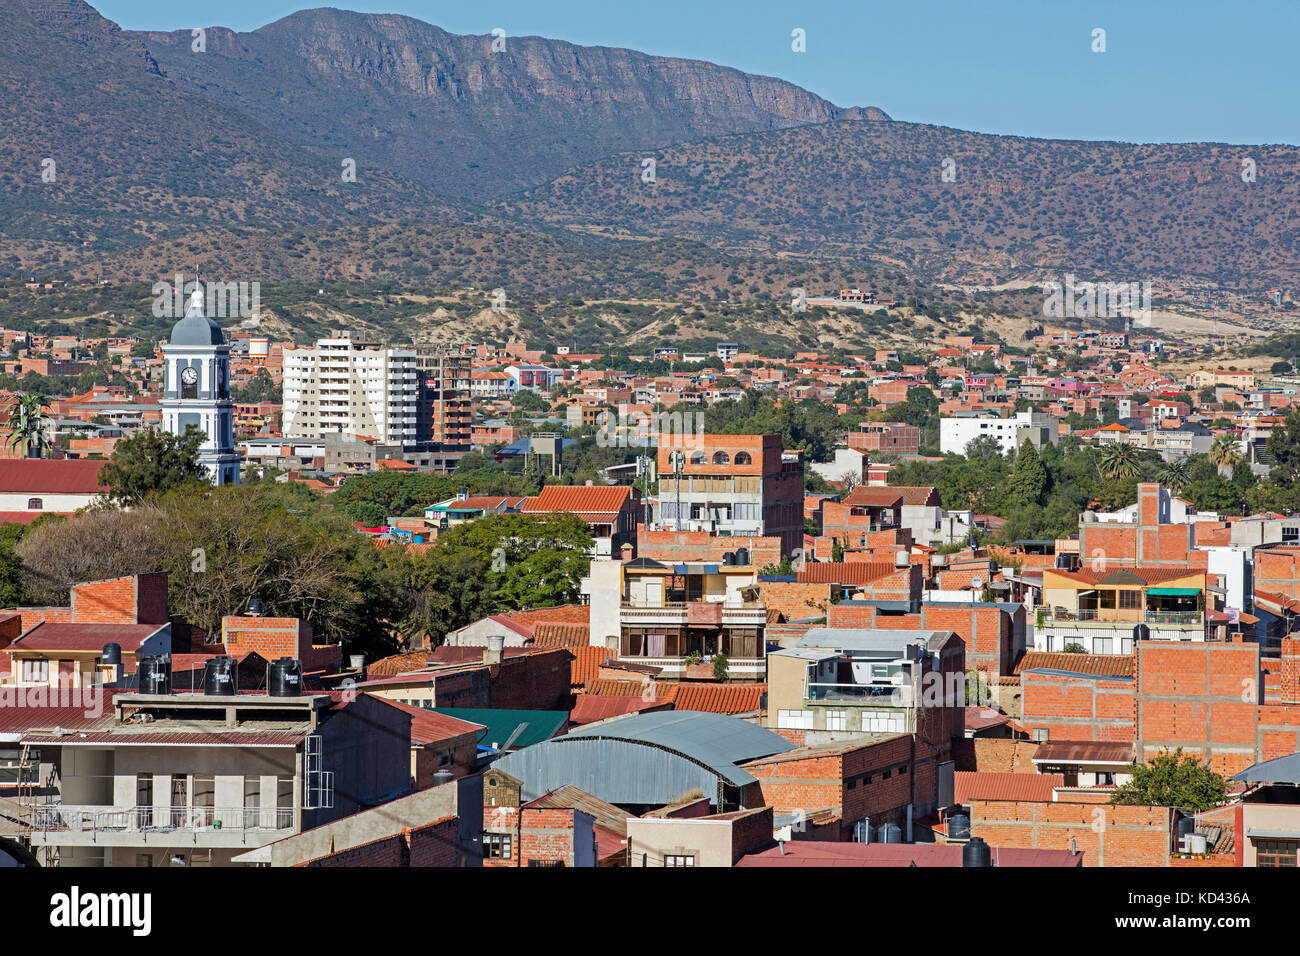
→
(1209, 432, 1241, 477)
(1157, 457, 1191, 492)
(1098, 441, 1141, 481)
(5, 393, 51, 459)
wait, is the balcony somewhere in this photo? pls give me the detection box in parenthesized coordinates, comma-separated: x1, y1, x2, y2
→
(620, 600, 767, 626)
(1038, 606, 1203, 626)
(27, 804, 297, 848)
(807, 682, 914, 705)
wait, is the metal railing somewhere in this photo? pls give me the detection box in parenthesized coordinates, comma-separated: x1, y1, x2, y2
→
(1036, 606, 1202, 626)
(807, 682, 913, 705)
(31, 804, 295, 837)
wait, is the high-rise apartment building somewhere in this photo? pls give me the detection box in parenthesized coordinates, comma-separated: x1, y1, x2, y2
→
(281, 333, 419, 446)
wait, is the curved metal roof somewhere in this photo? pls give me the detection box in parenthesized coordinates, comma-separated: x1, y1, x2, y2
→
(492, 711, 794, 805)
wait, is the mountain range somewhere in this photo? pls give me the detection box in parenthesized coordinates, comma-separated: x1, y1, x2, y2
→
(1, 0, 1296, 303)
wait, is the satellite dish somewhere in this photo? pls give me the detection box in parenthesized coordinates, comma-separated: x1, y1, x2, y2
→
(971, 577, 985, 590)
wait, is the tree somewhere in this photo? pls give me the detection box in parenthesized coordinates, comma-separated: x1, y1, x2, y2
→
(436, 512, 594, 609)
(5, 393, 51, 459)
(333, 471, 459, 524)
(1156, 456, 1192, 492)
(99, 428, 206, 505)
(830, 537, 844, 562)
(1008, 440, 1047, 505)
(1110, 748, 1228, 812)
(0, 524, 29, 607)
(1098, 441, 1141, 480)
(712, 651, 730, 681)
(1210, 432, 1242, 478)
(964, 434, 1003, 460)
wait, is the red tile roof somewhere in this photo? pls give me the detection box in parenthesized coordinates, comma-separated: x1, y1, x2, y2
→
(521, 484, 634, 518)
(662, 681, 767, 715)
(568, 645, 611, 692)
(532, 622, 591, 648)
(954, 771, 1065, 803)
(797, 562, 903, 585)
(1015, 652, 1135, 679)
(0, 459, 107, 494)
(0, 511, 77, 525)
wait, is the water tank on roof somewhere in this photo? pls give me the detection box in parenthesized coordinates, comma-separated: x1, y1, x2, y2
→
(101, 643, 122, 666)
(268, 658, 302, 697)
(1133, 623, 1151, 643)
(203, 656, 239, 696)
(139, 655, 171, 695)
(247, 596, 264, 617)
(949, 814, 972, 841)
(880, 824, 903, 844)
(487, 635, 505, 654)
(433, 770, 455, 787)
(894, 551, 909, 568)
(963, 836, 992, 867)
(735, 548, 750, 566)
(1175, 816, 1195, 843)
(931, 555, 948, 569)
(722, 551, 736, 566)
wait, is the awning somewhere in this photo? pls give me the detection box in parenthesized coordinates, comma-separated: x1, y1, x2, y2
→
(1146, 587, 1200, 596)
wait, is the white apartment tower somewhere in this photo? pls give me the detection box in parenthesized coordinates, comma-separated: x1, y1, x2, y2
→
(161, 288, 240, 485)
(281, 333, 419, 445)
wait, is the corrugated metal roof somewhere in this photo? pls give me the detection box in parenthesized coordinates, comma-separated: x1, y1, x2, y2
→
(434, 708, 567, 750)
(797, 563, 901, 585)
(1032, 741, 1134, 765)
(492, 711, 794, 805)
(10, 623, 166, 653)
(796, 628, 951, 652)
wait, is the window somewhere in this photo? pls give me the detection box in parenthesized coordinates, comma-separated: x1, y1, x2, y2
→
(712, 451, 730, 465)
(664, 855, 695, 867)
(734, 452, 752, 465)
(20, 659, 48, 684)
(485, 834, 512, 859)
(1256, 839, 1298, 867)
(1119, 590, 1140, 609)
(826, 711, 847, 731)
(26, 498, 42, 510)
(778, 709, 814, 730)
(1095, 637, 1113, 655)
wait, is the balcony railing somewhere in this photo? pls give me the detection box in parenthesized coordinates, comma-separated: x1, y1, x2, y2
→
(1037, 606, 1203, 626)
(807, 682, 913, 705)
(30, 804, 295, 838)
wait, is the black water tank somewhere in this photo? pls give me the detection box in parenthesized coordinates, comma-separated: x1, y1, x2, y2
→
(1175, 815, 1196, 842)
(949, 814, 971, 840)
(268, 658, 302, 697)
(203, 656, 239, 696)
(963, 836, 992, 867)
(139, 655, 171, 695)
(880, 824, 903, 844)
(432, 770, 455, 787)
(735, 548, 750, 566)
(102, 643, 122, 666)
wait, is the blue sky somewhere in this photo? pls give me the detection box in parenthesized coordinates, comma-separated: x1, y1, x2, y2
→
(96, 0, 1299, 145)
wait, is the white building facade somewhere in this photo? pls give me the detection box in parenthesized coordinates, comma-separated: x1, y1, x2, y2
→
(281, 334, 419, 445)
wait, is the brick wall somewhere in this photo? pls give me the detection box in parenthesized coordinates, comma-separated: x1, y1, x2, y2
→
(825, 602, 1020, 677)
(759, 581, 832, 622)
(1021, 672, 1137, 744)
(302, 817, 463, 867)
(1135, 641, 1260, 775)
(970, 799, 1173, 867)
(951, 737, 1040, 773)
(68, 573, 168, 625)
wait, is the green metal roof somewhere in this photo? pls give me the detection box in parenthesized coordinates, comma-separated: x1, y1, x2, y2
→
(433, 708, 567, 750)
(1146, 587, 1200, 596)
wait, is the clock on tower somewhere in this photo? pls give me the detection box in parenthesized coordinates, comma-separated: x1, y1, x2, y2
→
(160, 287, 241, 485)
